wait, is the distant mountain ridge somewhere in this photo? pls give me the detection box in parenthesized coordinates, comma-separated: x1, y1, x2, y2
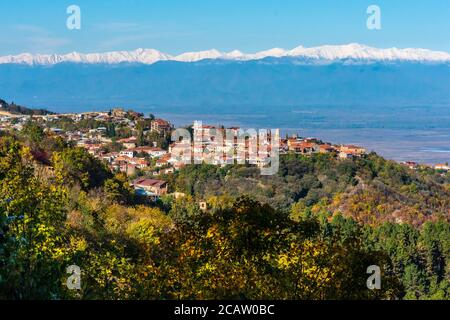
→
(2, 43, 450, 65)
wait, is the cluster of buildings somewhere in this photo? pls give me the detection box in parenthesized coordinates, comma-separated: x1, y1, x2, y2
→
(167, 123, 276, 167)
(2, 106, 448, 198)
(0, 108, 375, 198)
(401, 161, 450, 172)
(0, 108, 174, 197)
(281, 136, 367, 159)
(167, 123, 367, 169)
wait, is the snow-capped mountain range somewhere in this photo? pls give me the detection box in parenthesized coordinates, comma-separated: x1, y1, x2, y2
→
(1, 43, 450, 65)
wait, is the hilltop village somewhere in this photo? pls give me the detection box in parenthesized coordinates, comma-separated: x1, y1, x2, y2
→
(0, 107, 448, 199)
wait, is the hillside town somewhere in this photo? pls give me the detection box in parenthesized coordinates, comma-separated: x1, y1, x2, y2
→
(1, 107, 448, 199)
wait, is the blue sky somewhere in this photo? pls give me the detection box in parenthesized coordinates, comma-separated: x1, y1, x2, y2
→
(1, 0, 449, 55)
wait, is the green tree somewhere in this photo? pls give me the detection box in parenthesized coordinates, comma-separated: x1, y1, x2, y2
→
(0, 139, 71, 299)
(104, 173, 135, 204)
(53, 147, 112, 190)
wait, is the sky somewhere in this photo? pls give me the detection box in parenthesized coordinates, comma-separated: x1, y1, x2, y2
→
(0, 0, 449, 55)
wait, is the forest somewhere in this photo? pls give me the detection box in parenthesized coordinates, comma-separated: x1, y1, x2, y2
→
(0, 123, 449, 300)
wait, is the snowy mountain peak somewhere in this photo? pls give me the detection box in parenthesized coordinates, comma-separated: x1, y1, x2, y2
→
(252, 48, 287, 59)
(1, 43, 449, 65)
(173, 49, 223, 62)
(225, 50, 245, 59)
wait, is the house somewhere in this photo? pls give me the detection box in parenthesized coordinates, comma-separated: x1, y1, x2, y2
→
(435, 163, 450, 171)
(85, 143, 103, 155)
(287, 137, 299, 148)
(339, 151, 354, 159)
(304, 137, 321, 144)
(114, 155, 133, 163)
(289, 141, 318, 154)
(101, 152, 119, 163)
(133, 178, 168, 196)
(117, 137, 137, 149)
(111, 108, 126, 118)
(401, 161, 419, 170)
(151, 118, 172, 134)
(133, 146, 167, 158)
(130, 157, 149, 169)
(319, 144, 336, 154)
(118, 163, 136, 176)
(146, 147, 167, 158)
(169, 141, 192, 165)
(89, 127, 107, 136)
(120, 149, 136, 158)
(338, 145, 366, 159)
(156, 154, 171, 167)
(340, 145, 366, 156)
(279, 139, 289, 153)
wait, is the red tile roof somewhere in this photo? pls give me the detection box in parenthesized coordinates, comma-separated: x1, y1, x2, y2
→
(133, 178, 166, 188)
